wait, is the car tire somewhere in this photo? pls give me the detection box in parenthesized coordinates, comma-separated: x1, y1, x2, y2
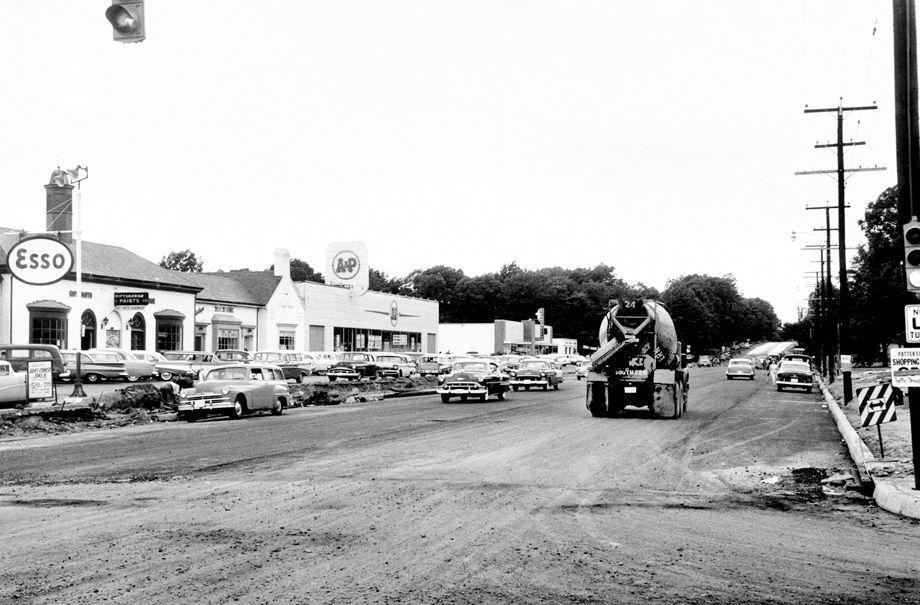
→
(553, 383, 559, 391)
(159, 371, 173, 382)
(126, 375, 139, 383)
(512, 386, 519, 392)
(460, 395, 468, 402)
(230, 397, 245, 420)
(497, 391, 505, 401)
(542, 385, 548, 391)
(328, 376, 337, 382)
(271, 399, 283, 415)
(184, 413, 198, 423)
(85, 373, 100, 383)
(440, 394, 451, 403)
(298, 373, 307, 384)
(806, 388, 813, 394)
(479, 394, 487, 402)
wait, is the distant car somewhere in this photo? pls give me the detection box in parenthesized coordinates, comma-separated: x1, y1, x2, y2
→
(775, 361, 813, 393)
(437, 359, 511, 403)
(327, 352, 380, 381)
(781, 354, 813, 368)
(160, 351, 220, 378)
(373, 353, 417, 378)
(697, 355, 713, 368)
(0, 344, 69, 383)
(214, 349, 251, 363)
(61, 350, 129, 383)
(725, 358, 755, 380)
(176, 363, 290, 422)
(418, 354, 452, 376)
(251, 350, 313, 383)
(133, 351, 199, 386)
(507, 358, 562, 391)
(301, 352, 338, 375)
(86, 349, 156, 382)
(0, 360, 27, 407)
(575, 361, 590, 381)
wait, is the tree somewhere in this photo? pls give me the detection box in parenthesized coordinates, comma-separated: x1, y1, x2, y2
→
(369, 268, 401, 293)
(160, 249, 203, 272)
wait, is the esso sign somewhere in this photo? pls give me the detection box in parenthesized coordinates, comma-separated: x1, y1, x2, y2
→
(7, 236, 74, 285)
(331, 250, 360, 280)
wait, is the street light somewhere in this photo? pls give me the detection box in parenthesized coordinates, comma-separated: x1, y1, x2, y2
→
(66, 166, 88, 398)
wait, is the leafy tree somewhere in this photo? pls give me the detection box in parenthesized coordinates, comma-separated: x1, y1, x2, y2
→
(369, 268, 401, 293)
(268, 258, 324, 282)
(160, 249, 203, 272)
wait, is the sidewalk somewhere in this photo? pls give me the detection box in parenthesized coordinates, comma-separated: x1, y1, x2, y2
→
(817, 368, 920, 519)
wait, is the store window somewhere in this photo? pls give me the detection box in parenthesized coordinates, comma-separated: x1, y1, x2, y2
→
(128, 313, 146, 351)
(156, 320, 182, 352)
(27, 301, 70, 349)
(242, 327, 254, 352)
(217, 328, 240, 350)
(81, 310, 97, 350)
(279, 330, 295, 350)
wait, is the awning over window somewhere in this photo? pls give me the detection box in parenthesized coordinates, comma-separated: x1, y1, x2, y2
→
(153, 309, 186, 319)
(26, 300, 71, 312)
(211, 313, 242, 324)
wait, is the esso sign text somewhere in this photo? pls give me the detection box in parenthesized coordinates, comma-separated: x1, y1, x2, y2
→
(331, 250, 360, 280)
(7, 236, 74, 286)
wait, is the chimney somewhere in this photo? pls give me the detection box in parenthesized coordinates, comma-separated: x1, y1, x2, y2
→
(45, 169, 73, 244)
(273, 248, 290, 278)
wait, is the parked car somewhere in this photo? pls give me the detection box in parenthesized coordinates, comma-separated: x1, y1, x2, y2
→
(419, 354, 454, 376)
(0, 360, 27, 407)
(725, 358, 755, 380)
(177, 363, 290, 422)
(327, 352, 380, 381)
(133, 351, 199, 386)
(575, 361, 590, 381)
(302, 352, 338, 375)
(214, 349, 251, 363)
(781, 353, 813, 368)
(776, 360, 814, 393)
(373, 353, 417, 377)
(160, 351, 221, 378)
(0, 344, 69, 382)
(507, 358, 563, 391)
(697, 355, 713, 368)
(436, 359, 511, 403)
(86, 349, 156, 382)
(251, 350, 313, 383)
(61, 350, 128, 383)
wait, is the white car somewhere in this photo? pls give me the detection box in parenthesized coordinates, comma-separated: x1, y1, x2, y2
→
(373, 353, 417, 378)
(0, 361, 27, 406)
(301, 352, 338, 375)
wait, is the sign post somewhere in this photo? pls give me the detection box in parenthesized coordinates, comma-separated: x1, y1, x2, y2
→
(906, 304, 920, 343)
(856, 384, 897, 459)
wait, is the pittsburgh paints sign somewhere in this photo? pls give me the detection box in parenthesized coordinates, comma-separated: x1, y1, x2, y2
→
(7, 236, 74, 285)
(325, 241, 368, 294)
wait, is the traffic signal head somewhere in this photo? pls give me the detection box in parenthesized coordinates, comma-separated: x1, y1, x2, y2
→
(105, 0, 145, 43)
(904, 218, 920, 292)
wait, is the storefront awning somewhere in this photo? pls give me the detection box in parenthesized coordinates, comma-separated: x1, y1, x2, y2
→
(211, 312, 242, 324)
(154, 309, 186, 319)
(26, 300, 71, 312)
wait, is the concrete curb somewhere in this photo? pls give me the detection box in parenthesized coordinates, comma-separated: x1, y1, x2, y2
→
(816, 374, 920, 520)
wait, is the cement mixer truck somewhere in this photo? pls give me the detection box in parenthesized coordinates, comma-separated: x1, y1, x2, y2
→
(585, 298, 689, 418)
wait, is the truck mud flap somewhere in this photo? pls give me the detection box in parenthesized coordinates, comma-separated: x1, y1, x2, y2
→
(652, 383, 683, 419)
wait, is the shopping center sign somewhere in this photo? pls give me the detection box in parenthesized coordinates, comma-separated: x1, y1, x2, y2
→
(325, 241, 368, 294)
(6, 236, 74, 285)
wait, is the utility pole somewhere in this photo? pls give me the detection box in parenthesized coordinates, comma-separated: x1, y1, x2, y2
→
(892, 0, 920, 490)
(803, 270, 825, 376)
(796, 102, 886, 404)
(807, 203, 849, 379)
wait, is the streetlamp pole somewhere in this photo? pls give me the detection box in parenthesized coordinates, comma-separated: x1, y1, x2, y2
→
(67, 166, 88, 398)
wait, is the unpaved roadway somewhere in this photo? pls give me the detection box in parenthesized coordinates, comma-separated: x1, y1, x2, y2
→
(1, 368, 918, 604)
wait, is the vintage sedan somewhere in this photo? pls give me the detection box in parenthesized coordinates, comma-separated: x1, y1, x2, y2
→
(61, 350, 129, 383)
(0, 361, 27, 407)
(776, 360, 814, 393)
(373, 353, 417, 378)
(176, 363, 290, 422)
(86, 349, 156, 382)
(437, 359, 511, 403)
(252, 350, 314, 383)
(507, 358, 562, 391)
(133, 351, 199, 386)
(725, 358, 755, 380)
(327, 352, 380, 381)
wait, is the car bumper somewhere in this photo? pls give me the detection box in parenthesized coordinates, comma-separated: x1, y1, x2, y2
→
(437, 384, 488, 396)
(776, 379, 813, 389)
(509, 378, 550, 387)
(726, 373, 753, 378)
(327, 371, 360, 380)
(178, 395, 232, 412)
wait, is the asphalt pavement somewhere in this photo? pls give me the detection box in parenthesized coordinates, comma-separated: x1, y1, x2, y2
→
(1, 368, 919, 604)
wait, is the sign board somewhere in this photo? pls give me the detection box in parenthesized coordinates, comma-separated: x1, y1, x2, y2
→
(114, 292, 151, 306)
(7, 236, 74, 285)
(890, 347, 920, 387)
(325, 241, 368, 294)
(856, 384, 897, 427)
(392, 334, 408, 346)
(27, 360, 53, 400)
(906, 305, 920, 343)
(840, 354, 852, 371)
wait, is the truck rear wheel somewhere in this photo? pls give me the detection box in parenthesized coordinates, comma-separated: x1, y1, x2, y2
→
(587, 382, 607, 417)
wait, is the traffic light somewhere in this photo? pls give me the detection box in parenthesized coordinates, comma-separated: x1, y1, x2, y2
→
(105, 0, 145, 43)
(904, 218, 920, 293)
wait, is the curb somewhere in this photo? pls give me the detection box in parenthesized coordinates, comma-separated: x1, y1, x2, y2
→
(816, 374, 920, 520)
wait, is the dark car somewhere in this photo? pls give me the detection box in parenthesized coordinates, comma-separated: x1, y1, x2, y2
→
(436, 359, 511, 403)
(251, 350, 313, 383)
(507, 358, 562, 391)
(177, 363, 290, 422)
(0, 344, 69, 382)
(327, 352, 380, 381)
(776, 361, 813, 393)
(781, 353, 813, 368)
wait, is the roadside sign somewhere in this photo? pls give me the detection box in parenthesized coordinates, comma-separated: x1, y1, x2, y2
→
(840, 354, 852, 371)
(856, 385, 897, 427)
(906, 305, 920, 343)
(26, 360, 53, 400)
(891, 347, 920, 388)
(7, 236, 74, 286)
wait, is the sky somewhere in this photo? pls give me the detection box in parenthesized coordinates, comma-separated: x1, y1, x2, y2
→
(0, 1, 901, 323)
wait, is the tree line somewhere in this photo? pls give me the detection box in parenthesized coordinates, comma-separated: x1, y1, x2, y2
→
(161, 254, 780, 354)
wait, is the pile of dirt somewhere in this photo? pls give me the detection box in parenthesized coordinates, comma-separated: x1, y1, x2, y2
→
(289, 375, 438, 406)
(96, 383, 178, 412)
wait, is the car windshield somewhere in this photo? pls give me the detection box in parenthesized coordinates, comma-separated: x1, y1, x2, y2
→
(729, 360, 752, 367)
(376, 356, 400, 363)
(205, 367, 250, 381)
(255, 353, 283, 361)
(521, 361, 549, 369)
(780, 362, 810, 373)
(342, 353, 369, 361)
(454, 362, 489, 373)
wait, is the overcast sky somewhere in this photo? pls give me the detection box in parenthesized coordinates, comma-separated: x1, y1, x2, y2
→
(0, 2, 899, 323)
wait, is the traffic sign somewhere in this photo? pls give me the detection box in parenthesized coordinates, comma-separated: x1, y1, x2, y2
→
(891, 347, 920, 387)
(856, 384, 897, 427)
(906, 304, 920, 343)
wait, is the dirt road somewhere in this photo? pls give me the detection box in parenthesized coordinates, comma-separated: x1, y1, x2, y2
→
(1, 368, 918, 604)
